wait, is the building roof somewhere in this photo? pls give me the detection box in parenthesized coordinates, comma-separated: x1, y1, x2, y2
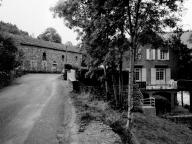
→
(1, 32, 81, 54)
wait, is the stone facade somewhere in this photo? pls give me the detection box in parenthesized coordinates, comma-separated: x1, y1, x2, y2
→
(11, 34, 82, 73)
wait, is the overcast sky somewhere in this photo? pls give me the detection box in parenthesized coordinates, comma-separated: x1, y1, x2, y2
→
(0, 0, 192, 45)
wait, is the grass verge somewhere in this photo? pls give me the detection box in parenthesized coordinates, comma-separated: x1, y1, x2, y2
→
(70, 91, 192, 144)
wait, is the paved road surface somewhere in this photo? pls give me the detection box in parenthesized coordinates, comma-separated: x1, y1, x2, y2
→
(0, 74, 70, 144)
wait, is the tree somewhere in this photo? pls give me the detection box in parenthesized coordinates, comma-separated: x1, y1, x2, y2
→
(0, 33, 22, 72)
(37, 27, 62, 43)
(52, 0, 183, 129)
(169, 31, 192, 80)
(0, 21, 29, 36)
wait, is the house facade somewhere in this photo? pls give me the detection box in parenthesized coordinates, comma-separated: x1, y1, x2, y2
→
(122, 44, 178, 110)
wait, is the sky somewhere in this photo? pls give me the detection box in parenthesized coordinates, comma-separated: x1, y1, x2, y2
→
(0, 0, 192, 45)
(0, 0, 79, 45)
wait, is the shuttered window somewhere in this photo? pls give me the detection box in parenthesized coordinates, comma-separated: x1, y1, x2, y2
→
(156, 68, 165, 80)
(146, 49, 156, 60)
(135, 68, 141, 81)
(158, 49, 169, 60)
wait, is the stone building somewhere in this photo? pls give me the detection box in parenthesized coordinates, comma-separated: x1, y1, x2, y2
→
(11, 35, 82, 73)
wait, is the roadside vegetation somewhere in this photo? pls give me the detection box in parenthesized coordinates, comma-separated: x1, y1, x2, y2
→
(0, 32, 24, 88)
(70, 90, 192, 144)
(0, 19, 30, 88)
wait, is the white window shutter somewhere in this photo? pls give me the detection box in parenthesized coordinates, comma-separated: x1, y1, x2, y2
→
(142, 68, 146, 81)
(166, 68, 171, 83)
(152, 49, 156, 60)
(146, 49, 150, 60)
(167, 50, 170, 60)
(157, 49, 161, 60)
(151, 68, 156, 85)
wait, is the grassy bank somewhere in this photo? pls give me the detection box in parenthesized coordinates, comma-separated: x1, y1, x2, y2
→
(70, 92, 126, 144)
(133, 113, 192, 144)
(70, 91, 192, 144)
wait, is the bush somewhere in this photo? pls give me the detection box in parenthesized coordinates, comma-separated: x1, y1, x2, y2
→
(0, 33, 24, 88)
(184, 104, 190, 110)
(0, 71, 11, 88)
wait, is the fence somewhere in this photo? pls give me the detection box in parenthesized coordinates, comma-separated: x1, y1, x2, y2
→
(140, 97, 155, 107)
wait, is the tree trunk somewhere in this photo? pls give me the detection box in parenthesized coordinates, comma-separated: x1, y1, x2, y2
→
(112, 74, 118, 107)
(126, 45, 135, 130)
(103, 65, 109, 100)
(119, 58, 123, 104)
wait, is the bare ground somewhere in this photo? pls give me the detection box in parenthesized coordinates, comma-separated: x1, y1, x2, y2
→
(69, 92, 123, 144)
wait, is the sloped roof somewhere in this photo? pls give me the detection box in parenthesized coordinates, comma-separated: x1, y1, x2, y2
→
(1, 32, 81, 53)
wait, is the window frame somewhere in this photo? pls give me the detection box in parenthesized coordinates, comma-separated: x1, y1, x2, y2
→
(135, 68, 141, 81)
(146, 49, 155, 60)
(62, 55, 65, 61)
(160, 49, 169, 60)
(42, 52, 46, 61)
(156, 68, 165, 81)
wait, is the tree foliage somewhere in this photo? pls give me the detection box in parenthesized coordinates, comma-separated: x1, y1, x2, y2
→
(52, 0, 183, 69)
(37, 27, 62, 43)
(168, 31, 192, 80)
(0, 33, 23, 72)
(0, 21, 29, 36)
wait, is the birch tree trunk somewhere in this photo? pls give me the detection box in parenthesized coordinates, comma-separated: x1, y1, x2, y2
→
(119, 56, 123, 104)
(103, 65, 109, 100)
(126, 44, 135, 129)
(112, 74, 118, 107)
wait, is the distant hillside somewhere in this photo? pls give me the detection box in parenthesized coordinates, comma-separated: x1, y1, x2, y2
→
(0, 21, 29, 36)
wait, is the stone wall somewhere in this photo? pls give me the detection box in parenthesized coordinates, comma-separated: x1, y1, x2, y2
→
(19, 45, 82, 73)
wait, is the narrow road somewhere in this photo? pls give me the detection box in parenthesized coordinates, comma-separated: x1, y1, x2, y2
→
(0, 74, 71, 144)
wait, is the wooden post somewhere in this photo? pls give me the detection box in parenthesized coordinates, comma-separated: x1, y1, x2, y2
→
(190, 91, 192, 112)
(171, 93, 175, 111)
(181, 91, 184, 107)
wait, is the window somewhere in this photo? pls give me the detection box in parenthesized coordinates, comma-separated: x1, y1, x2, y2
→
(62, 55, 65, 61)
(159, 49, 169, 60)
(136, 47, 142, 60)
(146, 49, 155, 60)
(135, 68, 141, 81)
(42, 52, 46, 60)
(156, 68, 165, 80)
(75, 56, 78, 61)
